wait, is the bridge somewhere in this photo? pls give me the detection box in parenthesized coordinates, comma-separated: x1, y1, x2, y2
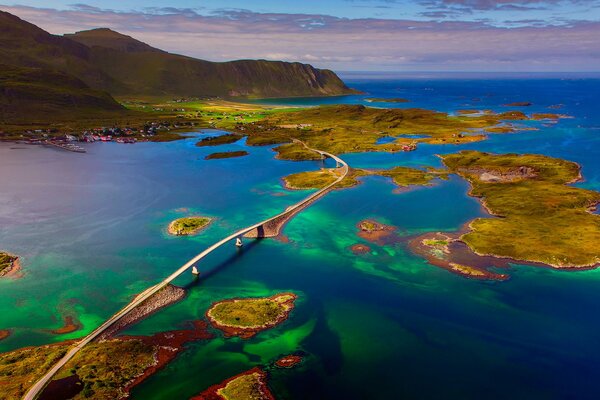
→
(23, 141, 348, 400)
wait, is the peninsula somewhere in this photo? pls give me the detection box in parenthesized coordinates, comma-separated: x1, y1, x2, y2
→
(441, 151, 600, 268)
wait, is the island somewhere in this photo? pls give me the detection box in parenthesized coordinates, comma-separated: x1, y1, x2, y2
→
(357, 219, 399, 246)
(196, 134, 242, 147)
(0, 321, 213, 399)
(50, 315, 81, 335)
(441, 151, 600, 269)
(350, 243, 371, 255)
(168, 217, 212, 236)
(206, 293, 297, 339)
(190, 367, 274, 400)
(275, 355, 304, 368)
(226, 105, 541, 161)
(365, 97, 410, 103)
(205, 151, 249, 160)
(0, 251, 20, 278)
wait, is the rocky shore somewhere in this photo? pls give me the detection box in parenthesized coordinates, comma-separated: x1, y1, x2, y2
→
(99, 284, 186, 340)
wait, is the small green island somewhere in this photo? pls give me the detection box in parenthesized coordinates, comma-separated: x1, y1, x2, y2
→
(196, 134, 242, 147)
(442, 150, 600, 268)
(206, 293, 297, 338)
(205, 150, 249, 160)
(168, 217, 212, 236)
(0, 251, 19, 277)
(191, 367, 274, 400)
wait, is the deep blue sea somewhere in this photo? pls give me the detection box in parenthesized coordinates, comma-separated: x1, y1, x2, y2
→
(1, 73, 600, 399)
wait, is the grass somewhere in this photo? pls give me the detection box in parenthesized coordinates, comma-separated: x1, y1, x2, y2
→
(205, 151, 249, 160)
(443, 150, 600, 267)
(168, 217, 212, 236)
(217, 369, 271, 400)
(216, 104, 536, 160)
(283, 169, 342, 189)
(378, 166, 448, 187)
(0, 252, 17, 274)
(196, 134, 242, 147)
(207, 294, 296, 329)
(282, 166, 445, 191)
(0, 343, 68, 399)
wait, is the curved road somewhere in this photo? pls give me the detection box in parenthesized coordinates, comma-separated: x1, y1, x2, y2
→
(23, 142, 348, 400)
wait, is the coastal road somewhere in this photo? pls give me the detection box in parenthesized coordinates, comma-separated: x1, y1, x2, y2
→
(23, 141, 348, 400)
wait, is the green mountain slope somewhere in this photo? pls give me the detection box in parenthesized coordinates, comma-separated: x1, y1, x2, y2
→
(0, 11, 125, 93)
(0, 64, 125, 123)
(65, 28, 355, 98)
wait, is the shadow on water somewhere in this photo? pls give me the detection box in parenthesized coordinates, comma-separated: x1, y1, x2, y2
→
(182, 238, 263, 290)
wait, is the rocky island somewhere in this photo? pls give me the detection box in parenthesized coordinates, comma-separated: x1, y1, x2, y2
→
(0, 251, 20, 278)
(168, 217, 212, 236)
(191, 367, 274, 400)
(206, 293, 297, 339)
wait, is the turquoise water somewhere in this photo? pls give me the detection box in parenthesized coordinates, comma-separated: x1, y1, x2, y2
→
(2, 77, 600, 399)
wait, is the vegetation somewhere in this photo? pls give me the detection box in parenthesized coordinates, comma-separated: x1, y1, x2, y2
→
(196, 134, 242, 147)
(168, 217, 212, 236)
(0, 252, 17, 275)
(442, 151, 600, 267)
(207, 293, 297, 335)
(273, 142, 324, 161)
(217, 369, 273, 400)
(378, 166, 448, 187)
(205, 151, 249, 160)
(55, 339, 155, 399)
(224, 105, 535, 160)
(0, 339, 156, 399)
(0, 344, 69, 399)
(282, 166, 444, 191)
(283, 169, 342, 189)
(0, 64, 125, 124)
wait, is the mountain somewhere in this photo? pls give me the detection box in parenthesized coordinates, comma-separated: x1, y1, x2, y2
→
(65, 28, 355, 98)
(0, 12, 124, 93)
(0, 64, 125, 123)
(0, 11, 354, 100)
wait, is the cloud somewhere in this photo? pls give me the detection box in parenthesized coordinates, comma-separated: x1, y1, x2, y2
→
(1, 4, 599, 71)
(420, 0, 598, 12)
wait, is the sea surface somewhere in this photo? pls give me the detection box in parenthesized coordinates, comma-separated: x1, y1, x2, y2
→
(1, 74, 600, 399)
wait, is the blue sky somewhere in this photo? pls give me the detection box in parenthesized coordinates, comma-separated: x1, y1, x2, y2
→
(1, 1, 599, 71)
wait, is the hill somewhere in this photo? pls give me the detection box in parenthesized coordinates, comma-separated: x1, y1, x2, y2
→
(0, 64, 125, 123)
(0, 11, 355, 99)
(65, 28, 355, 98)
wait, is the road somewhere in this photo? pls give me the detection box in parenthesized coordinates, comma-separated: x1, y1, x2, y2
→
(23, 141, 348, 400)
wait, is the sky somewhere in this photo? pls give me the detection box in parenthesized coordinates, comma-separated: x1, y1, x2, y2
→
(1, 0, 599, 72)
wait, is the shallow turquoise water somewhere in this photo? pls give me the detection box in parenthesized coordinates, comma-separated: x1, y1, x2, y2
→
(2, 77, 600, 399)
